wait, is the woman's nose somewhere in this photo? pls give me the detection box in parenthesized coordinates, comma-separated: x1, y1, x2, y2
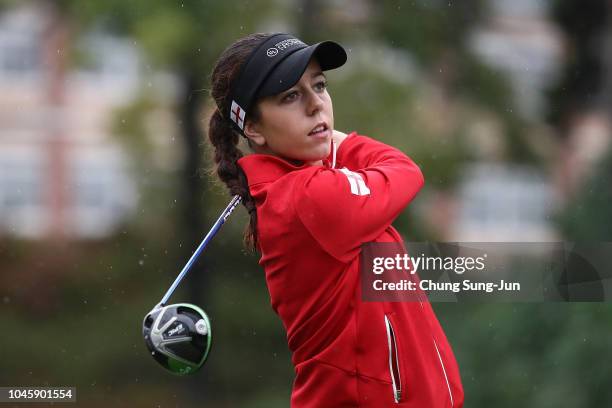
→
(306, 92, 324, 115)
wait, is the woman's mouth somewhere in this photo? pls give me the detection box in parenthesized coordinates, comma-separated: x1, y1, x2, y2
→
(308, 123, 330, 138)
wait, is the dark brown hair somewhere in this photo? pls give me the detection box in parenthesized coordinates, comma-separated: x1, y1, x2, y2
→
(208, 33, 273, 253)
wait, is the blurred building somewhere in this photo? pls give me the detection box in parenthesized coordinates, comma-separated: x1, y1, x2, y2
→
(429, 0, 565, 242)
(450, 0, 611, 241)
(0, 5, 138, 239)
(469, 0, 564, 120)
(452, 163, 556, 241)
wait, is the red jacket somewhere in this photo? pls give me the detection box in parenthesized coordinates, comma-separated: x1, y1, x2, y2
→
(237, 132, 464, 407)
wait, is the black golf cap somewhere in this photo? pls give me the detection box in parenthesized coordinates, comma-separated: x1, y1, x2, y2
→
(227, 33, 347, 135)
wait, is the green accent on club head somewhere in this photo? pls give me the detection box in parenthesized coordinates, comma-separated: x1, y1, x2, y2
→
(167, 357, 195, 375)
(164, 303, 212, 376)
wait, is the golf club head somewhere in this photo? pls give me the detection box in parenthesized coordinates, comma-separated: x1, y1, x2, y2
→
(143, 303, 212, 375)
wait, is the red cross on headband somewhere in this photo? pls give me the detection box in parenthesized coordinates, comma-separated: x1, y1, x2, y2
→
(230, 100, 246, 130)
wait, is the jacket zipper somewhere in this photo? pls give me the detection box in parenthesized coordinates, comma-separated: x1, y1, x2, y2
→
(384, 315, 403, 403)
(433, 338, 454, 407)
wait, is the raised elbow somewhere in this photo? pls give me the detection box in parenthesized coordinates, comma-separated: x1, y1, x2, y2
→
(415, 164, 425, 190)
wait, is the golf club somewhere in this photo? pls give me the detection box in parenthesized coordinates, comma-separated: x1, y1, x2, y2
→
(142, 194, 242, 375)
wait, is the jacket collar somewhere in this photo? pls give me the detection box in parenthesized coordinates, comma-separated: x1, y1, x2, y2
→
(237, 153, 332, 186)
(237, 138, 339, 186)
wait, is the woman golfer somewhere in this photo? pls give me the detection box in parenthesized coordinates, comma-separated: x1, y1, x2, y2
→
(207, 33, 464, 407)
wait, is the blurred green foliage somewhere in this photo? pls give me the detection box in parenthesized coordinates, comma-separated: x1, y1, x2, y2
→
(559, 148, 612, 241)
(437, 302, 612, 407)
(375, 0, 487, 63)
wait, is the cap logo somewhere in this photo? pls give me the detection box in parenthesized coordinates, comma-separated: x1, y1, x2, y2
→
(265, 38, 305, 58)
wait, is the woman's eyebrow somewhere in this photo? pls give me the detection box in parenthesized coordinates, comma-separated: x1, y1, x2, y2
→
(277, 87, 297, 101)
(280, 87, 296, 96)
(277, 72, 326, 99)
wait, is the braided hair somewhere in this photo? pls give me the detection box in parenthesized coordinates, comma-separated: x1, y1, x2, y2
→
(208, 33, 273, 253)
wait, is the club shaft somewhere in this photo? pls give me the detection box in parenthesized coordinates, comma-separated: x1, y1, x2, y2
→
(159, 195, 242, 306)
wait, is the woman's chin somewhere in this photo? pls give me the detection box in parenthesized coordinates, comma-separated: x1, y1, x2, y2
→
(282, 145, 331, 166)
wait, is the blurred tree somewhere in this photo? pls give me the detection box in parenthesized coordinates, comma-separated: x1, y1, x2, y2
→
(372, 0, 536, 164)
(548, 0, 612, 240)
(52, 0, 272, 299)
(547, 0, 610, 131)
(374, 0, 486, 64)
(559, 147, 612, 240)
(296, 0, 322, 42)
(35, 0, 282, 405)
(436, 302, 612, 407)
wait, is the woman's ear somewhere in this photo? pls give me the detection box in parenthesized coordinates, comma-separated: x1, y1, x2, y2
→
(244, 119, 267, 147)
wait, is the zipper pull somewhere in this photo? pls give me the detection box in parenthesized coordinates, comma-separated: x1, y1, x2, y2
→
(331, 140, 337, 169)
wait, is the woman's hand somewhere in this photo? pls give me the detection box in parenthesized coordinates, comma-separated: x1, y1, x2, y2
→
(331, 129, 348, 148)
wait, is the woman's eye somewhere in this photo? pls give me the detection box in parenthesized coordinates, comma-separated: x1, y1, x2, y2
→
(314, 81, 327, 91)
(282, 91, 298, 102)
